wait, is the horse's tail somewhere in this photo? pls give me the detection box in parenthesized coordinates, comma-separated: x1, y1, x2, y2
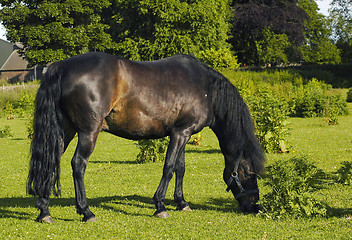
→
(27, 61, 64, 198)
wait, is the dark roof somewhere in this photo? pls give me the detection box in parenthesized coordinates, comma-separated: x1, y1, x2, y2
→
(0, 40, 29, 70)
(1, 49, 28, 70)
(0, 38, 13, 68)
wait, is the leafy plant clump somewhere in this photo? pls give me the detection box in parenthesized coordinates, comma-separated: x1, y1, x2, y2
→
(0, 126, 13, 138)
(0, 90, 37, 119)
(346, 88, 352, 102)
(244, 89, 290, 153)
(188, 133, 203, 146)
(335, 161, 352, 185)
(260, 156, 327, 218)
(198, 48, 240, 69)
(289, 79, 348, 118)
(26, 116, 34, 139)
(136, 138, 169, 163)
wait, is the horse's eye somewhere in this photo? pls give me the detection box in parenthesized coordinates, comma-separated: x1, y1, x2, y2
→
(242, 164, 255, 178)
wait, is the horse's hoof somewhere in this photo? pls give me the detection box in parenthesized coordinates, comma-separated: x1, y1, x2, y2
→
(86, 216, 98, 222)
(182, 205, 192, 212)
(83, 215, 98, 222)
(37, 215, 54, 223)
(154, 211, 169, 218)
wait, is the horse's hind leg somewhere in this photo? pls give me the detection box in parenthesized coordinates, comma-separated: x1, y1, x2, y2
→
(71, 129, 100, 222)
(35, 198, 53, 223)
(35, 118, 76, 223)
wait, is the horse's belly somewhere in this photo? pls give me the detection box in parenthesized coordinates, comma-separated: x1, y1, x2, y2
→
(102, 110, 169, 140)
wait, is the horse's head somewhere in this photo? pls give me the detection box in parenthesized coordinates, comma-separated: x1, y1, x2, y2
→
(224, 159, 260, 213)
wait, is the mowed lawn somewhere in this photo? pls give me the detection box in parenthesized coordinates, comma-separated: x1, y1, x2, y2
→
(0, 115, 351, 239)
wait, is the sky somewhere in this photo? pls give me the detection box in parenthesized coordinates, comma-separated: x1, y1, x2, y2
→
(0, 0, 333, 41)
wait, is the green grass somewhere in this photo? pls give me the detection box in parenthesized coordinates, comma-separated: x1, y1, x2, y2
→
(0, 116, 352, 239)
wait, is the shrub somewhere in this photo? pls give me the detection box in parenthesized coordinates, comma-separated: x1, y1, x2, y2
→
(290, 79, 348, 118)
(346, 88, 352, 102)
(13, 92, 36, 118)
(323, 94, 349, 125)
(136, 138, 169, 163)
(188, 132, 203, 146)
(198, 48, 240, 69)
(256, 28, 291, 66)
(0, 126, 13, 138)
(5, 102, 14, 120)
(244, 89, 290, 153)
(0, 85, 38, 118)
(260, 156, 327, 218)
(27, 116, 34, 139)
(335, 161, 352, 185)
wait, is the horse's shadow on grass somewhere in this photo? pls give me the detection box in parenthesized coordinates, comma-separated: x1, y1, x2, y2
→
(1, 195, 351, 221)
(0, 195, 240, 221)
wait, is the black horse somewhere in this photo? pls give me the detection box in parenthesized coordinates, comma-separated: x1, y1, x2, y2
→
(27, 52, 265, 223)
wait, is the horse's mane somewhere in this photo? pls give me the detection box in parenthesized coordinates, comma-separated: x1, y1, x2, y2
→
(182, 54, 265, 173)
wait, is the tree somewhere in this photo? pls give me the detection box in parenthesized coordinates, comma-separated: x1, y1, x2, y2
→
(298, 0, 341, 64)
(329, 0, 352, 63)
(256, 28, 291, 66)
(230, 0, 308, 65)
(104, 0, 232, 61)
(0, 0, 113, 66)
(1, 0, 234, 66)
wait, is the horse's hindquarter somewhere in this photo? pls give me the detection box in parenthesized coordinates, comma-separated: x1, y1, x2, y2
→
(60, 53, 119, 133)
(104, 56, 212, 139)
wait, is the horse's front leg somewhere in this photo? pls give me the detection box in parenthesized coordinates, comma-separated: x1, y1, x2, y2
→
(71, 132, 99, 222)
(174, 150, 191, 211)
(153, 131, 190, 218)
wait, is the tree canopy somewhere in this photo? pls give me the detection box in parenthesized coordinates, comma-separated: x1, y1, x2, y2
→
(298, 0, 341, 64)
(230, 0, 308, 65)
(0, 0, 113, 66)
(105, 0, 232, 61)
(0, 0, 350, 67)
(329, 0, 352, 62)
(0, 0, 233, 66)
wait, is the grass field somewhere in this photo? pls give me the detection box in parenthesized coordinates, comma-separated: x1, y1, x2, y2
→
(0, 115, 351, 239)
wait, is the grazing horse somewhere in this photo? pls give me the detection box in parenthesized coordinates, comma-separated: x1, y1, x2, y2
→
(27, 52, 265, 222)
